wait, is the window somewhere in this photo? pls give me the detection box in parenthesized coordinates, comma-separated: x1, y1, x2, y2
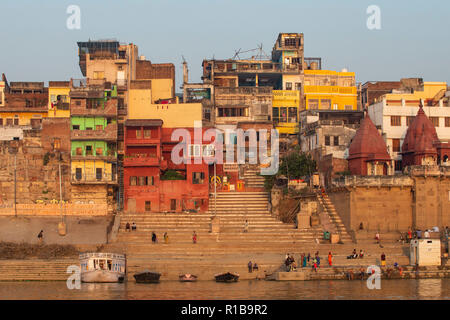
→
(280, 107, 287, 122)
(96, 168, 102, 181)
(332, 104, 338, 110)
(288, 107, 297, 123)
(85, 127, 93, 130)
(54, 138, 61, 150)
(430, 117, 439, 127)
(333, 136, 339, 146)
(76, 147, 82, 155)
(145, 201, 151, 212)
(193, 172, 205, 184)
(147, 176, 154, 186)
(392, 139, 401, 152)
(285, 82, 292, 90)
(138, 176, 146, 186)
(390, 116, 401, 126)
(86, 145, 93, 156)
(272, 107, 279, 123)
(75, 168, 82, 180)
(325, 136, 330, 146)
(320, 99, 331, 109)
(136, 129, 141, 138)
(394, 160, 402, 171)
(284, 38, 297, 46)
(445, 117, 450, 127)
(202, 145, 215, 157)
(96, 147, 103, 156)
(308, 99, 319, 110)
(144, 129, 151, 138)
(96, 125, 103, 130)
(130, 176, 137, 186)
(345, 105, 353, 110)
(75, 100, 81, 106)
(13, 118, 19, 126)
(188, 144, 202, 157)
(0, 118, 3, 126)
(93, 71, 104, 80)
(407, 116, 415, 127)
(72, 125, 80, 130)
(295, 83, 302, 91)
(6, 118, 13, 126)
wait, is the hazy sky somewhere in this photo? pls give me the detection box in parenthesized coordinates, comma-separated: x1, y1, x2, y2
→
(1, 0, 449, 92)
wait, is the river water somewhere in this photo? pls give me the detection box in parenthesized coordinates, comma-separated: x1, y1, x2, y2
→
(0, 279, 449, 300)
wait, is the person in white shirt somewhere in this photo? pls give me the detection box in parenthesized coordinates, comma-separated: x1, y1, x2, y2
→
(424, 230, 430, 239)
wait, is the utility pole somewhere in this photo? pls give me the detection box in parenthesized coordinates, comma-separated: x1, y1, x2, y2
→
(214, 160, 217, 217)
(14, 153, 17, 217)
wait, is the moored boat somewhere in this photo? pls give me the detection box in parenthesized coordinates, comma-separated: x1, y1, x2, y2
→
(134, 271, 161, 283)
(79, 252, 126, 283)
(179, 273, 198, 282)
(215, 272, 239, 282)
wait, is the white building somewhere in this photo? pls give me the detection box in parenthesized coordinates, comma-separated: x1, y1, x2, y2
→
(367, 82, 450, 172)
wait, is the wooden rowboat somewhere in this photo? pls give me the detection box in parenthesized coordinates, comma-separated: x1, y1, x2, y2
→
(214, 272, 239, 282)
(179, 273, 198, 282)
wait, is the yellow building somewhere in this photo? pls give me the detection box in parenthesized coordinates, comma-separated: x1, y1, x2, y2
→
(48, 81, 70, 118)
(303, 70, 357, 111)
(128, 80, 211, 127)
(272, 90, 300, 134)
(377, 82, 447, 104)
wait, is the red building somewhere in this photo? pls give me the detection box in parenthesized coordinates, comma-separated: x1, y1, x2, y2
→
(123, 120, 213, 213)
(401, 105, 450, 167)
(348, 115, 391, 175)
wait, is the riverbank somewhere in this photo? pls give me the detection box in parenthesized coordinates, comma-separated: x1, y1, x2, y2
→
(0, 258, 449, 282)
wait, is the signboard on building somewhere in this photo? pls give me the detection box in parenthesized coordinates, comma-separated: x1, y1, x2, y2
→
(223, 163, 239, 172)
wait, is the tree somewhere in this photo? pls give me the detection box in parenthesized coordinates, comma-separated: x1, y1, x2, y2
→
(264, 147, 316, 191)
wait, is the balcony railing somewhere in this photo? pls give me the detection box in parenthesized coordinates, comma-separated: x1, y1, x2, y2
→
(71, 173, 117, 184)
(71, 99, 118, 117)
(215, 87, 272, 95)
(304, 85, 357, 95)
(124, 156, 160, 167)
(71, 123, 117, 141)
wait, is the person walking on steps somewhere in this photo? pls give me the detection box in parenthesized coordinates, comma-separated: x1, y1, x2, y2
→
(192, 231, 197, 244)
(37, 230, 44, 245)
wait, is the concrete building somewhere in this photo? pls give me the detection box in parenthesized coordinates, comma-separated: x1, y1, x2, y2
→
(303, 69, 358, 111)
(48, 81, 71, 118)
(0, 77, 48, 127)
(367, 80, 450, 172)
(69, 79, 118, 213)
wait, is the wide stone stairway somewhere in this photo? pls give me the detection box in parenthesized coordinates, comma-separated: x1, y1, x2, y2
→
(107, 191, 410, 281)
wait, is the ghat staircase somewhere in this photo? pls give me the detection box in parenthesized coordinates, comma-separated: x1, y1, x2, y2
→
(105, 190, 410, 281)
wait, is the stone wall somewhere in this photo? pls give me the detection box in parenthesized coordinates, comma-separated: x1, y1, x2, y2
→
(0, 127, 71, 206)
(0, 216, 112, 244)
(329, 168, 450, 232)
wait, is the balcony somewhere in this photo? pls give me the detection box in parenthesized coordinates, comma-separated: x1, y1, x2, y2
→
(304, 85, 357, 95)
(71, 173, 118, 185)
(71, 123, 117, 141)
(71, 99, 118, 117)
(124, 156, 160, 167)
(215, 87, 272, 95)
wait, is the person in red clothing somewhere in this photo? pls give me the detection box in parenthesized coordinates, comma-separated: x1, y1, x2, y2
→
(328, 252, 333, 266)
(192, 231, 197, 244)
(407, 228, 412, 243)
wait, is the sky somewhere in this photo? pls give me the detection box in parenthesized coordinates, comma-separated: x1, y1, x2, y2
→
(0, 0, 449, 92)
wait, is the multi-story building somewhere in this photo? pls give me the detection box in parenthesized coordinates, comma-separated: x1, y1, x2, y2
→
(302, 69, 358, 111)
(48, 81, 71, 118)
(0, 77, 48, 128)
(367, 80, 449, 172)
(69, 79, 118, 212)
(124, 79, 213, 212)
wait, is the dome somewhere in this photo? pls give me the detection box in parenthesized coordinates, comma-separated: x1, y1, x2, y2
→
(348, 115, 391, 161)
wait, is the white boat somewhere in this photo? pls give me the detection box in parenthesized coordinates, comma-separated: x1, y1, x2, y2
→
(79, 252, 126, 283)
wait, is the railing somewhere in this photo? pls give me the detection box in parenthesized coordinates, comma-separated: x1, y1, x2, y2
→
(304, 85, 357, 95)
(71, 123, 118, 140)
(71, 99, 117, 116)
(215, 87, 272, 95)
(0, 203, 108, 216)
(124, 156, 160, 167)
(71, 173, 117, 184)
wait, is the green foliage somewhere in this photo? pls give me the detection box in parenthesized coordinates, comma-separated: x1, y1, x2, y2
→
(43, 152, 51, 166)
(160, 169, 186, 180)
(264, 147, 316, 191)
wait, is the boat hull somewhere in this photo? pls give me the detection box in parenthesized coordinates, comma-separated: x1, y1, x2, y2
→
(179, 274, 198, 282)
(81, 270, 125, 283)
(215, 272, 239, 282)
(134, 272, 161, 283)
